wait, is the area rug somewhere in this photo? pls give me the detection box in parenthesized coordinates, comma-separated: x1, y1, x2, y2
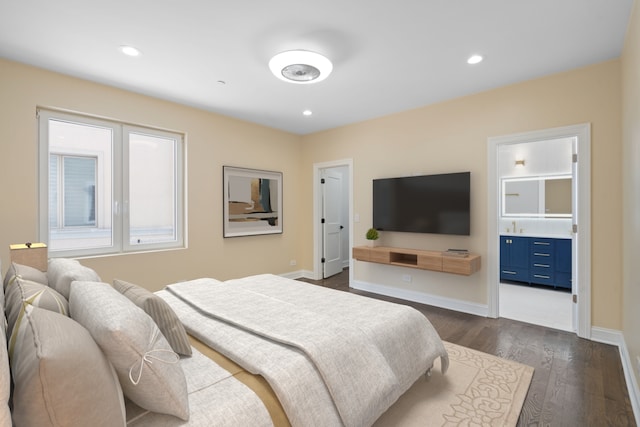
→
(374, 341, 534, 427)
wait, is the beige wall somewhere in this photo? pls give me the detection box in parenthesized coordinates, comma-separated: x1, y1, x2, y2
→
(0, 59, 304, 290)
(0, 54, 624, 330)
(301, 59, 623, 329)
(622, 0, 640, 396)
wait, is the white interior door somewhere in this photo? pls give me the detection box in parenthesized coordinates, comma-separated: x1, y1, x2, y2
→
(322, 169, 343, 278)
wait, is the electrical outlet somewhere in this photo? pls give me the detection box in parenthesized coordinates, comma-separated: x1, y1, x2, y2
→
(290, 260, 297, 266)
(402, 274, 412, 283)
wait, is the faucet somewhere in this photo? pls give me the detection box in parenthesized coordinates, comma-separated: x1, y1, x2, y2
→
(512, 221, 517, 233)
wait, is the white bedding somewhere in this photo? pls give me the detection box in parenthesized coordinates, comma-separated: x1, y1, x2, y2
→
(126, 345, 273, 427)
(159, 274, 448, 427)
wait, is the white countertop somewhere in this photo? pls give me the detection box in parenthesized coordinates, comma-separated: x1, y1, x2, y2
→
(500, 233, 572, 239)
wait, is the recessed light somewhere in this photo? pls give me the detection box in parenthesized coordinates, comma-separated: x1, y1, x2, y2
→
(269, 50, 333, 84)
(303, 110, 313, 116)
(467, 54, 483, 65)
(120, 45, 141, 57)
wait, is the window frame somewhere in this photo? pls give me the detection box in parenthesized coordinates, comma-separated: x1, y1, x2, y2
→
(38, 108, 185, 257)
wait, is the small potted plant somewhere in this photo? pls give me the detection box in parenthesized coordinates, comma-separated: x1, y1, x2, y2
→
(366, 228, 380, 247)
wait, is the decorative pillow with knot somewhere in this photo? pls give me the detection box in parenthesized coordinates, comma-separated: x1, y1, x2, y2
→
(69, 281, 189, 420)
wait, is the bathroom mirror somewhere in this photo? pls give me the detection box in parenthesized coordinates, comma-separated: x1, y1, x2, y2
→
(502, 175, 572, 217)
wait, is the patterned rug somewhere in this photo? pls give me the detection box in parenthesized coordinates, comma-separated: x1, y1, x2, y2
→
(374, 341, 534, 427)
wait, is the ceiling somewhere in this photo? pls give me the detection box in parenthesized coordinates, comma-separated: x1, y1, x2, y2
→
(0, 1, 634, 135)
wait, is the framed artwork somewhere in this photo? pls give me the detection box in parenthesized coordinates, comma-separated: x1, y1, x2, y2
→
(223, 166, 283, 237)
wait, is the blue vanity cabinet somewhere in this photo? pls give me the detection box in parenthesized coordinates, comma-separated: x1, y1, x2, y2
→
(500, 235, 573, 289)
(529, 237, 555, 286)
(555, 238, 572, 289)
(500, 236, 530, 282)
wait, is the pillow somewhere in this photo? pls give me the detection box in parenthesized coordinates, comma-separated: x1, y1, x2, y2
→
(3, 261, 48, 290)
(47, 258, 100, 299)
(69, 281, 189, 420)
(9, 305, 126, 427)
(0, 329, 9, 427)
(5, 276, 69, 339)
(0, 260, 9, 426)
(113, 279, 192, 356)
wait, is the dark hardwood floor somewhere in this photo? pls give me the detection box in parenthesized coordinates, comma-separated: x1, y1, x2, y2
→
(299, 269, 637, 427)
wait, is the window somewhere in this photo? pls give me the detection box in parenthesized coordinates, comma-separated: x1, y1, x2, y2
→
(38, 109, 184, 257)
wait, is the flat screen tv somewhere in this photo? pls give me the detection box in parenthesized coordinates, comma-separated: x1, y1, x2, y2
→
(373, 172, 470, 235)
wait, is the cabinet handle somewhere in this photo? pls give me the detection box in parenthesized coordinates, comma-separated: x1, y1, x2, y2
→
(533, 264, 550, 268)
(533, 241, 551, 245)
(533, 253, 550, 257)
(533, 274, 550, 279)
(502, 270, 517, 275)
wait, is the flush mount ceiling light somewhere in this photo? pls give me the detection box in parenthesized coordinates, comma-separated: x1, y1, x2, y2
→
(269, 50, 333, 84)
(467, 54, 483, 65)
(120, 45, 141, 57)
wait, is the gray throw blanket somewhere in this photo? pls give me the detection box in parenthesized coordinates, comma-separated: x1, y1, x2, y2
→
(164, 274, 448, 427)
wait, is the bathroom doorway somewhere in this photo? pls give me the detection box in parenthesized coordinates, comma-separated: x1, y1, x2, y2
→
(497, 137, 574, 331)
(487, 124, 591, 338)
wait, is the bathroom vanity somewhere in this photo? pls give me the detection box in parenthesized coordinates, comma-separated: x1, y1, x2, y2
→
(500, 235, 571, 289)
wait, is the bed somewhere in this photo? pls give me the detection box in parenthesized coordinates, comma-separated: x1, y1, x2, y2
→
(3, 259, 448, 427)
(152, 274, 449, 427)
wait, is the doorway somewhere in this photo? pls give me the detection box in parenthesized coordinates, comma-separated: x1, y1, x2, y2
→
(487, 124, 591, 339)
(313, 159, 353, 280)
(497, 137, 574, 331)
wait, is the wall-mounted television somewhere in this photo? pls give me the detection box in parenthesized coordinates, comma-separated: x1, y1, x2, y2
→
(373, 172, 470, 235)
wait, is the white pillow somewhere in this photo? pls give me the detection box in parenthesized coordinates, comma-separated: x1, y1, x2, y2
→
(69, 281, 189, 420)
(113, 279, 192, 356)
(0, 260, 10, 426)
(9, 305, 126, 427)
(47, 258, 100, 299)
(5, 276, 68, 340)
(3, 262, 48, 290)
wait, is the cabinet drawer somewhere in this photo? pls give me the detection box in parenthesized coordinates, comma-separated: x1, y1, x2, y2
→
(530, 270, 554, 286)
(530, 238, 554, 256)
(500, 268, 529, 282)
(530, 259, 552, 269)
(530, 238, 554, 247)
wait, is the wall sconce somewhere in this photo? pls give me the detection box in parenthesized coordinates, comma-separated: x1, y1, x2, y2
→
(515, 159, 525, 166)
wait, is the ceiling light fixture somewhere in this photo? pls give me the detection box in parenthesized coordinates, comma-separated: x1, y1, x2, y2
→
(269, 50, 333, 84)
(467, 54, 483, 65)
(303, 110, 313, 116)
(120, 45, 141, 57)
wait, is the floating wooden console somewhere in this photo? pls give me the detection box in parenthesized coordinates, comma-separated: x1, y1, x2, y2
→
(352, 246, 481, 276)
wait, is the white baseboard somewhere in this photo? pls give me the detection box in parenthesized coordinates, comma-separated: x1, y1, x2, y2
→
(350, 279, 489, 317)
(280, 269, 314, 280)
(591, 327, 640, 424)
(590, 326, 623, 346)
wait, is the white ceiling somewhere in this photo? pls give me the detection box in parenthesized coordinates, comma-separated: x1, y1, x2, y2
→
(0, 0, 633, 135)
